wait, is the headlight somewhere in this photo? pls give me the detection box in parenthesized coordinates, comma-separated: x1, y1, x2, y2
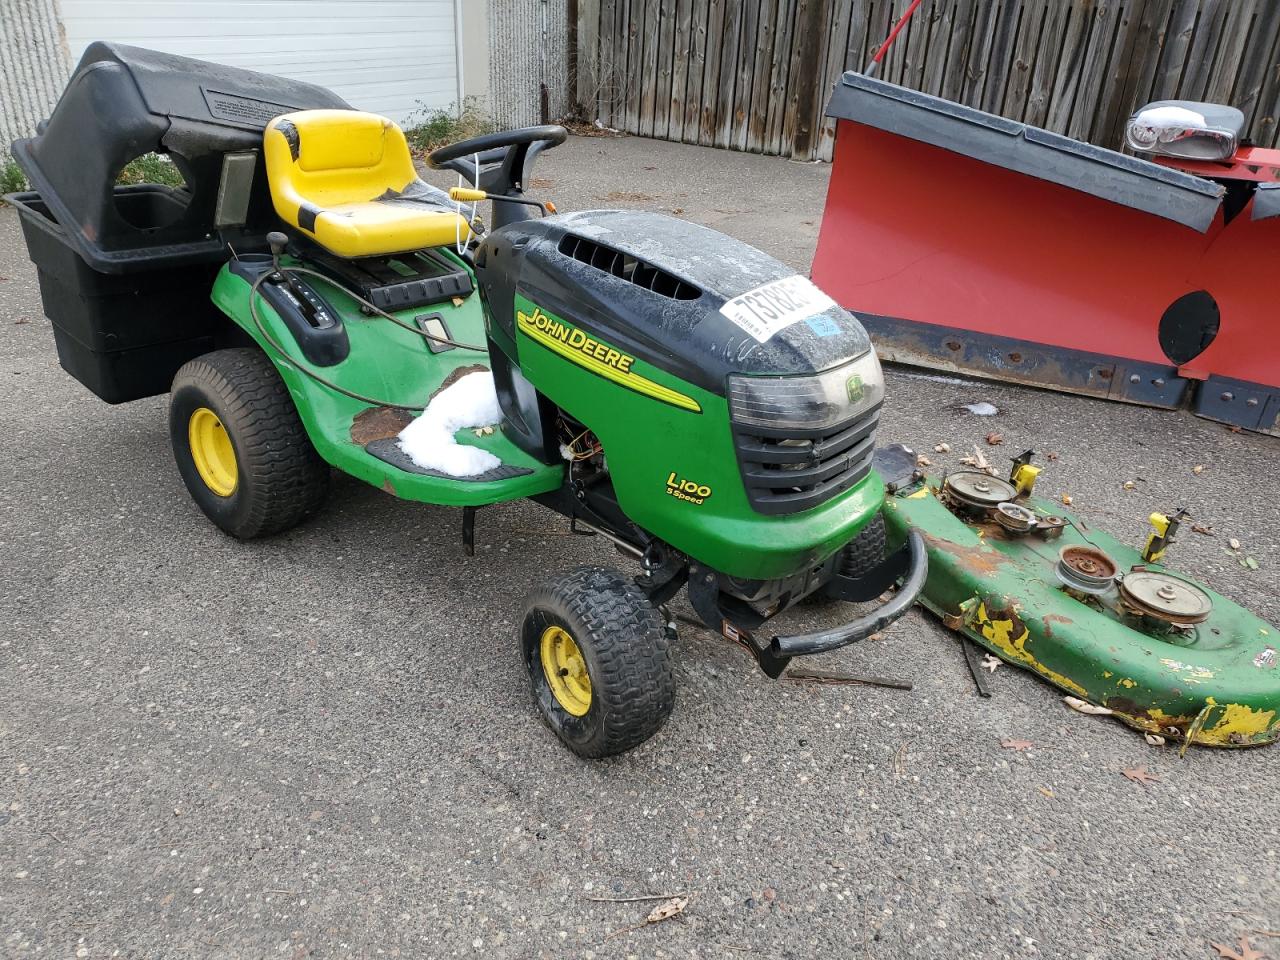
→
(728, 350, 884, 431)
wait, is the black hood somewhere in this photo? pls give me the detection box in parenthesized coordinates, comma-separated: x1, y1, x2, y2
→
(476, 210, 872, 396)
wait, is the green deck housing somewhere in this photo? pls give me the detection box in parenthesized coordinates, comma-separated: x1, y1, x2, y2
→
(882, 474, 1280, 747)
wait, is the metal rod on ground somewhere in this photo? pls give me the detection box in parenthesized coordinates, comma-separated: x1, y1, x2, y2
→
(784, 670, 914, 691)
(960, 636, 993, 697)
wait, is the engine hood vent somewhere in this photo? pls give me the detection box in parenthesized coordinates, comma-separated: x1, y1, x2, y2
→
(557, 233, 701, 301)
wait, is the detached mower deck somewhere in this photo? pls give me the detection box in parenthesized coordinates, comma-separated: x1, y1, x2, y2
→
(877, 450, 1279, 747)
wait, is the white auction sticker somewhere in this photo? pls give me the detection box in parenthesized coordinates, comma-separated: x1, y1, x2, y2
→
(719, 275, 837, 343)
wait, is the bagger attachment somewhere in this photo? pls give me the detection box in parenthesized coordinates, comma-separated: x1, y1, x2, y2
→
(812, 73, 1280, 437)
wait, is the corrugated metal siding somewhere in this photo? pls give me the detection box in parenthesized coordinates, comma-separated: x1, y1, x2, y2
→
(55, 0, 460, 125)
(488, 0, 568, 128)
(0, 0, 72, 157)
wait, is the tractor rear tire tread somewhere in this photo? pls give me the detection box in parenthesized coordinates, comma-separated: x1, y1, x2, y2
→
(170, 348, 329, 539)
(521, 566, 674, 758)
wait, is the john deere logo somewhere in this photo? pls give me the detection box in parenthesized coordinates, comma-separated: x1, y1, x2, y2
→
(846, 375, 865, 403)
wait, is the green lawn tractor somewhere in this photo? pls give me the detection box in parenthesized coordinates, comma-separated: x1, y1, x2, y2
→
(8, 44, 925, 757)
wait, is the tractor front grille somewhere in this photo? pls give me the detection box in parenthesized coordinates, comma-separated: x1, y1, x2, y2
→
(732, 403, 881, 515)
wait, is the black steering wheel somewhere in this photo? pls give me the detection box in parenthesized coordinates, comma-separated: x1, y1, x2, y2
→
(427, 125, 567, 166)
(427, 125, 568, 199)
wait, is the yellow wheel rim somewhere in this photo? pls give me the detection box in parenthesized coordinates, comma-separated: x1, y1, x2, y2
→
(188, 407, 238, 497)
(540, 625, 592, 716)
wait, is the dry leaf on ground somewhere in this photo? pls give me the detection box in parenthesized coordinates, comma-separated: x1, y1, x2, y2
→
(1046, 451, 1059, 461)
(917, 454, 932, 467)
(1230, 538, 1242, 551)
(959, 446, 998, 476)
(1000, 738, 1034, 751)
(1193, 464, 1205, 475)
(1060, 494, 1073, 505)
(934, 442, 951, 453)
(985, 432, 1004, 445)
(1122, 765, 1160, 787)
(981, 654, 1001, 673)
(1210, 936, 1266, 960)
(1192, 524, 1214, 536)
(605, 895, 691, 941)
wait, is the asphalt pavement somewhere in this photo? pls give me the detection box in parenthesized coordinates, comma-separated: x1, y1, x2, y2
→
(2, 133, 1278, 959)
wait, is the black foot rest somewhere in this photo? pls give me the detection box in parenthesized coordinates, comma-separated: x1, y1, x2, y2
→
(311, 247, 473, 311)
(365, 437, 533, 482)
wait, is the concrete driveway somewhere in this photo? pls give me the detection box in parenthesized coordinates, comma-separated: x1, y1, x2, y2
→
(2, 134, 1278, 959)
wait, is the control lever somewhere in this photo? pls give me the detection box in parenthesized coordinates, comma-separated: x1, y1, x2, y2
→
(264, 231, 336, 329)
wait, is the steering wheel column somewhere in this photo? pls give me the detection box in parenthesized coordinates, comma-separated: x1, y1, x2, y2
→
(428, 125, 567, 231)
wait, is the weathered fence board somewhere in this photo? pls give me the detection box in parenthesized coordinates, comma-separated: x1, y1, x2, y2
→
(576, 0, 1280, 160)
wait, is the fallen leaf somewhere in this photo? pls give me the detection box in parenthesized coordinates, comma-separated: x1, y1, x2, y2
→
(981, 654, 1001, 673)
(1241, 556, 1260, 570)
(606, 895, 691, 940)
(959, 446, 998, 476)
(934, 442, 951, 453)
(1046, 451, 1060, 461)
(1191, 523, 1214, 536)
(1000, 738, 1033, 751)
(1211, 936, 1266, 960)
(916, 454, 932, 467)
(645, 896, 689, 923)
(1122, 480, 1136, 491)
(1192, 464, 1205, 475)
(1144, 733, 1166, 746)
(451, 296, 465, 307)
(13, 318, 30, 325)
(1037, 786, 1054, 798)
(1122, 765, 1160, 787)
(1063, 696, 1113, 716)
(985, 431, 1004, 446)
(1229, 538, 1242, 551)
(1060, 494, 1073, 506)
(671, 207, 685, 215)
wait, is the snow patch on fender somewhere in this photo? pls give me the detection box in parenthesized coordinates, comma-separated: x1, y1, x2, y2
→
(397, 371, 503, 477)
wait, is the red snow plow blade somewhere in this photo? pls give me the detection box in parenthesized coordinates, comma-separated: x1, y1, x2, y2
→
(812, 73, 1280, 436)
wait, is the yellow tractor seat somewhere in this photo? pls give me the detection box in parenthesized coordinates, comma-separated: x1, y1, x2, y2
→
(263, 110, 469, 259)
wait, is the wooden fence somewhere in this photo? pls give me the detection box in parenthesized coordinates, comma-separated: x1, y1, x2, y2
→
(572, 0, 1280, 160)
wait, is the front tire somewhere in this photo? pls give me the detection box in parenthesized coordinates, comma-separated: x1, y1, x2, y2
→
(836, 511, 887, 580)
(804, 511, 888, 605)
(520, 566, 675, 758)
(169, 348, 329, 539)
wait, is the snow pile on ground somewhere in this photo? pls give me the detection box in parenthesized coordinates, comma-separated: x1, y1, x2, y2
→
(397, 371, 503, 477)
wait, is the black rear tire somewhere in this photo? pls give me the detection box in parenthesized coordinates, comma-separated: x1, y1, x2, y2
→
(520, 566, 675, 758)
(170, 348, 329, 539)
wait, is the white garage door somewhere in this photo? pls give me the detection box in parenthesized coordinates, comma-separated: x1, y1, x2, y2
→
(58, 0, 460, 125)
